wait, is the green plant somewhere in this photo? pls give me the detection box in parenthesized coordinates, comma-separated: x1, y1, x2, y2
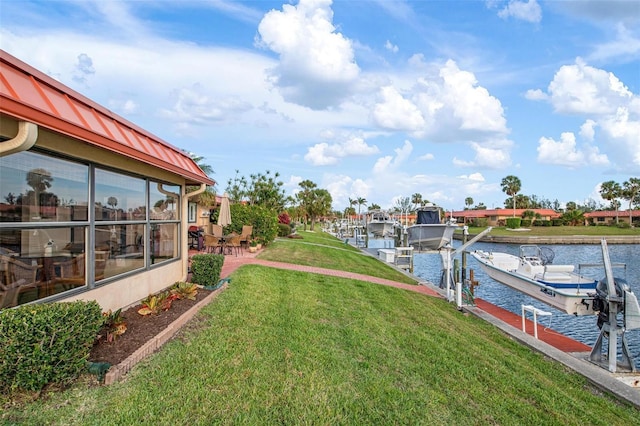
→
(170, 281, 198, 301)
(190, 253, 224, 287)
(505, 217, 521, 229)
(0, 301, 103, 392)
(102, 308, 127, 342)
(138, 291, 177, 316)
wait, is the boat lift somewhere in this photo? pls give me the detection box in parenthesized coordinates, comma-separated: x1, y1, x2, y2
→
(440, 227, 493, 308)
(588, 239, 640, 373)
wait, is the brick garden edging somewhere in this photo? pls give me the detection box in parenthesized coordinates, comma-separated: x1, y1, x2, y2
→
(104, 284, 227, 385)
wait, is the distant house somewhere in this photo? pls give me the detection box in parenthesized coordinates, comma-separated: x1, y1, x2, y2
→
(446, 209, 561, 226)
(0, 50, 214, 311)
(584, 210, 640, 226)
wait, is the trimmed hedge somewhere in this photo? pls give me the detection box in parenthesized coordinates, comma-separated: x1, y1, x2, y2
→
(190, 253, 224, 287)
(505, 217, 521, 229)
(0, 301, 103, 392)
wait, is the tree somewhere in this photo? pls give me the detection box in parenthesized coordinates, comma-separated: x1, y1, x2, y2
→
(464, 197, 473, 210)
(599, 180, 622, 224)
(226, 169, 286, 212)
(501, 175, 521, 217)
(187, 154, 217, 205)
(411, 193, 423, 209)
(296, 180, 332, 231)
(622, 178, 640, 226)
(356, 197, 367, 221)
(368, 203, 381, 210)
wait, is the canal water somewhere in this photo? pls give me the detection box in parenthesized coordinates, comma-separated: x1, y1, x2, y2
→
(412, 242, 640, 369)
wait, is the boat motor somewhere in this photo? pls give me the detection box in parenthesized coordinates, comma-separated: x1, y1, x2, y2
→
(592, 277, 628, 330)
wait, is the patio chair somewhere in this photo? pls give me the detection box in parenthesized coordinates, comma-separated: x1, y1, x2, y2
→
(0, 255, 40, 309)
(225, 233, 243, 256)
(211, 224, 224, 238)
(239, 225, 253, 249)
(204, 234, 222, 254)
(54, 254, 86, 289)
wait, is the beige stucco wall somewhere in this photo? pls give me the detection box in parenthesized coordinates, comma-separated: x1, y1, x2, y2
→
(62, 260, 184, 311)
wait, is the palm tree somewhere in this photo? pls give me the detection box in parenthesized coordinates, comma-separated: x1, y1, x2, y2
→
(622, 178, 640, 226)
(411, 193, 423, 209)
(599, 180, 622, 224)
(501, 175, 521, 217)
(356, 197, 367, 222)
(465, 197, 473, 210)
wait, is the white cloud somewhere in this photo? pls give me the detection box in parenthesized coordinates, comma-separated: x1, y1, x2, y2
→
(579, 119, 597, 141)
(588, 23, 640, 63)
(304, 136, 379, 166)
(160, 85, 252, 125)
(372, 86, 425, 132)
(497, 0, 542, 24)
(373, 60, 508, 143)
(524, 88, 547, 101)
(529, 59, 639, 173)
(547, 58, 633, 115)
(372, 140, 413, 173)
(537, 132, 609, 167)
(418, 153, 434, 161)
(384, 40, 399, 53)
(256, 0, 360, 109)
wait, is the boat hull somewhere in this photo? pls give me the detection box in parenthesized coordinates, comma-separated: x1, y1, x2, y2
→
(407, 224, 456, 251)
(367, 222, 395, 238)
(471, 251, 596, 316)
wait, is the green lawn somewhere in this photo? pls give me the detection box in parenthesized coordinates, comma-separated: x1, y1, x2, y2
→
(4, 265, 638, 425)
(259, 230, 417, 285)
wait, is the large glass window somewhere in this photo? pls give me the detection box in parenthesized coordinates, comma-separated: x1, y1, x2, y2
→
(0, 226, 87, 308)
(149, 181, 180, 265)
(1, 152, 182, 310)
(95, 169, 145, 221)
(96, 224, 145, 278)
(0, 151, 89, 223)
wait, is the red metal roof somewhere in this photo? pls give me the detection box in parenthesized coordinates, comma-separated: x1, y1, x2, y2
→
(0, 50, 214, 186)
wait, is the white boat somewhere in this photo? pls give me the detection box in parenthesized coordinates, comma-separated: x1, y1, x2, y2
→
(367, 210, 395, 238)
(470, 245, 599, 316)
(407, 205, 457, 250)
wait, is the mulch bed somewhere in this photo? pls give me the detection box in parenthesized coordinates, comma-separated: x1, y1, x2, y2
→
(89, 288, 213, 366)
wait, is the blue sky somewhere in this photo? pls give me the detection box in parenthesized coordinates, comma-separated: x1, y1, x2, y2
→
(2, 0, 639, 212)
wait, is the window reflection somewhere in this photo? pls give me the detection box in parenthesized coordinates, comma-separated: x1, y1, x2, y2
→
(96, 224, 145, 278)
(0, 151, 89, 223)
(150, 223, 178, 264)
(94, 169, 145, 221)
(149, 182, 179, 220)
(0, 226, 87, 308)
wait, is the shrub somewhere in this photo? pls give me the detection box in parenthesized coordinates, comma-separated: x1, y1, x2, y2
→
(0, 301, 103, 392)
(617, 222, 631, 229)
(190, 253, 224, 287)
(277, 223, 291, 237)
(228, 204, 278, 245)
(552, 219, 564, 226)
(278, 212, 291, 225)
(470, 218, 488, 228)
(505, 217, 521, 229)
(521, 219, 532, 227)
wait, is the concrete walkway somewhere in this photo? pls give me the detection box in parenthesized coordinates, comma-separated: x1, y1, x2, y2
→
(219, 248, 441, 297)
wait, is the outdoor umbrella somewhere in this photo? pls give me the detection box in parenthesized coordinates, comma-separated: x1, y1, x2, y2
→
(217, 193, 232, 227)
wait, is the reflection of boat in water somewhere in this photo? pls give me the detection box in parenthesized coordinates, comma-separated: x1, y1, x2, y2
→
(406, 205, 457, 250)
(367, 210, 395, 238)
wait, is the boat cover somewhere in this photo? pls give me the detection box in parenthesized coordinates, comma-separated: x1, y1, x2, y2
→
(416, 209, 440, 225)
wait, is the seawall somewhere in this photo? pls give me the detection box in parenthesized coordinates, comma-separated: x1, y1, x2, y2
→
(454, 234, 640, 244)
